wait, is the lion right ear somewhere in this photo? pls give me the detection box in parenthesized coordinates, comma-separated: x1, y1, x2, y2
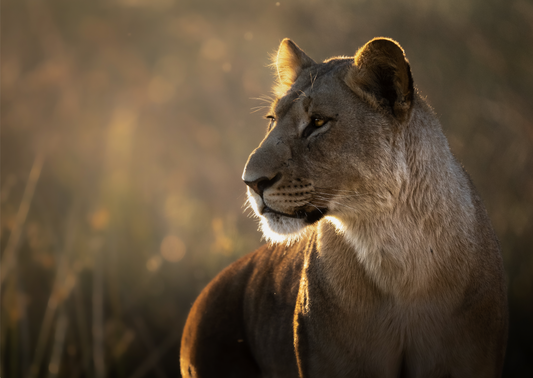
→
(345, 38, 414, 123)
(272, 39, 316, 96)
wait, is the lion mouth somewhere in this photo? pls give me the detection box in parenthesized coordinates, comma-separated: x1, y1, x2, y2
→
(261, 205, 327, 224)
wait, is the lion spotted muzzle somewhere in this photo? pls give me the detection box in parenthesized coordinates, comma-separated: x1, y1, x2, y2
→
(244, 173, 328, 232)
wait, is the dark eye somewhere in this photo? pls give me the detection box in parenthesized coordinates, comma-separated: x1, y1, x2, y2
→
(265, 115, 276, 131)
(266, 115, 276, 131)
(302, 117, 328, 138)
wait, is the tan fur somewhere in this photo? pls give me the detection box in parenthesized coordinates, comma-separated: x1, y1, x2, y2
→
(272, 39, 316, 97)
(181, 38, 508, 378)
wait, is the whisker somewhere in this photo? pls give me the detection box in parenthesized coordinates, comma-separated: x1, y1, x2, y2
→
(313, 193, 362, 201)
(313, 191, 370, 200)
(310, 71, 318, 89)
(250, 105, 270, 114)
(310, 193, 367, 212)
(249, 95, 275, 103)
(307, 203, 324, 215)
(312, 197, 361, 213)
(315, 187, 368, 194)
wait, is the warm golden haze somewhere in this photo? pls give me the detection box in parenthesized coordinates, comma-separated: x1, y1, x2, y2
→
(2, 0, 532, 376)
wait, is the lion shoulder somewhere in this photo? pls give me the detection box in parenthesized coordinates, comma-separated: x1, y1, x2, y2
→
(180, 237, 310, 377)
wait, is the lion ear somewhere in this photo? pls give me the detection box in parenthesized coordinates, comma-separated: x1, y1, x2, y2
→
(273, 39, 316, 96)
(346, 38, 414, 123)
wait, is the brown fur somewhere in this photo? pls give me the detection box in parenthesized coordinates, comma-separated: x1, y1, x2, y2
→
(180, 37, 508, 377)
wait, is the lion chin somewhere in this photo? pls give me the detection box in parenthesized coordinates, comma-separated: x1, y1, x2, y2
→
(258, 213, 308, 245)
(247, 192, 324, 245)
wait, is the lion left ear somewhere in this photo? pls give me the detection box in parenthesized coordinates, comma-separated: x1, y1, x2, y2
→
(345, 38, 414, 123)
(273, 39, 316, 96)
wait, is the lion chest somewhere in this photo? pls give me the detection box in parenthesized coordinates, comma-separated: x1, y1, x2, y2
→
(238, 237, 472, 378)
(291, 249, 463, 378)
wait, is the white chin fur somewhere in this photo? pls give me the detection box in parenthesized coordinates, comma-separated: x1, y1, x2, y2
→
(247, 190, 308, 245)
(259, 213, 308, 245)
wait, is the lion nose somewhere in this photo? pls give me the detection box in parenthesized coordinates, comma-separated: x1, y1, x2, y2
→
(244, 173, 281, 197)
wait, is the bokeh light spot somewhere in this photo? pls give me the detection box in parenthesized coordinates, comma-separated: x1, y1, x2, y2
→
(222, 62, 232, 72)
(146, 255, 162, 272)
(160, 235, 186, 262)
(201, 38, 226, 61)
(89, 208, 110, 231)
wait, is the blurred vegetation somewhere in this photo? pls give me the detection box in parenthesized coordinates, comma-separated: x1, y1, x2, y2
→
(1, 0, 532, 377)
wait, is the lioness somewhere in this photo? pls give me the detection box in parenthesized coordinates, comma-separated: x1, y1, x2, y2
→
(180, 38, 508, 377)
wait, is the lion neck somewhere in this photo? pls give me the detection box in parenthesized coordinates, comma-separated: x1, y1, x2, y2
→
(317, 100, 476, 302)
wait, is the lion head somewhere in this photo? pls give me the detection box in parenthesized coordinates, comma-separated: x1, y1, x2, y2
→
(243, 38, 415, 244)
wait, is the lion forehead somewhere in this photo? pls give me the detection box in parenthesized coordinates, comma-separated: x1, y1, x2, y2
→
(273, 59, 352, 115)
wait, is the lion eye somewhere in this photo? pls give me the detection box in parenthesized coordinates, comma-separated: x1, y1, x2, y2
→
(302, 117, 328, 138)
(313, 118, 325, 127)
(266, 115, 276, 131)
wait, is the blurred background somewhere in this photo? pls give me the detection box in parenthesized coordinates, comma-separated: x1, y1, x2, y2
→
(1, 0, 532, 377)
